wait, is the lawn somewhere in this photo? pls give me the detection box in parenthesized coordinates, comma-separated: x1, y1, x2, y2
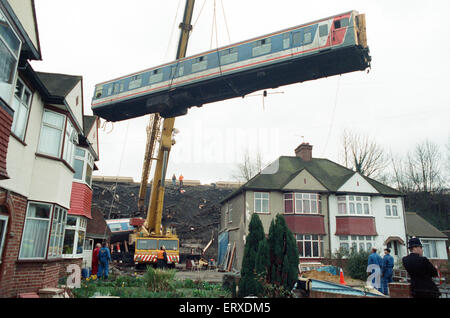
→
(71, 267, 231, 298)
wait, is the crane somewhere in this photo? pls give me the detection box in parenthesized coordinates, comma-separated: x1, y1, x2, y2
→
(129, 0, 196, 268)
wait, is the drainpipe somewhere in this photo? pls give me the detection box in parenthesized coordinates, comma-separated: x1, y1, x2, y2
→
(326, 194, 332, 260)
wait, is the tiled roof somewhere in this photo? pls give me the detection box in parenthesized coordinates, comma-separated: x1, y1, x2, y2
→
(405, 212, 448, 239)
(222, 156, 402, 203)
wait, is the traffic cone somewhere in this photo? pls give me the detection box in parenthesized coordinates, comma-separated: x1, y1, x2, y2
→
(339, 268, 346, 285)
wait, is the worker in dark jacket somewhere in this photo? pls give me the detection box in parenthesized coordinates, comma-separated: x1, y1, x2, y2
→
(402, 237, 440, 298)
(381, 248, 394, 295)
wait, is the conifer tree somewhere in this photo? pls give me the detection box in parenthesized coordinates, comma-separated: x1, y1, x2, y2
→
(238, 213, 265, 297)
(267, 214, 299, 290)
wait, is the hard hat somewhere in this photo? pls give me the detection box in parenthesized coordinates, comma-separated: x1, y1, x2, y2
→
(408, 237, 422, 249)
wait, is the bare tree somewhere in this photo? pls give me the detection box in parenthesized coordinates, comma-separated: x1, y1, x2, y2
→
(339, 129, 388, 179)
(232, 149, 264, 182)
(406, 139, 444, 192)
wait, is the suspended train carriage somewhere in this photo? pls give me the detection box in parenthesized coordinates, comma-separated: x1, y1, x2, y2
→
(92, 10, 371, 121)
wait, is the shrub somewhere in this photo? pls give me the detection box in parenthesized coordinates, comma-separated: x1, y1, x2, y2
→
(347, 249, 371, 281)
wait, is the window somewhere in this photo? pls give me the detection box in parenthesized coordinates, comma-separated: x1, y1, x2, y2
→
(227, 203, 233, 223)
(252, 38, 271, 56)
(149, 69, 163, 84)
(137, 239, 157, 250)
(337, 195, 371, 215)
(334, 18, 349, 29)
(158, 239, 178, 251)
(170, 64, 184, 78)
(296, 234, 323, 258)
(284, 193, 321, 214)
(339, 235, 375, 253)
(73, 147, 94, 187)
(48, 206, 67, 258)
(0, 9, 21, 105)
(385, 198, 398, 217)
(94, 85, 103, 98)
(303, 28, 313, 44)
(19, 202, 52, 259)
(128, 75, 142, 90)
(254, 192, 269, 213)
(319, 24, 329, 37)
(38, 110, 65, 157)
(293, 29, 313, 47)
(192, 56, 208, 73)
(220, 47, 238, 65)
(0, 212, 8, 264)
(63, 120, 77, 167)
(63, 215, 87, 257)
(422, 240, 438, 259)
(11, 78, 32, 140)
(283, 33, 290, 49)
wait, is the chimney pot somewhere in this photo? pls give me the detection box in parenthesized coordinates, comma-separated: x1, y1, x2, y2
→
(295, 142, 313, 161)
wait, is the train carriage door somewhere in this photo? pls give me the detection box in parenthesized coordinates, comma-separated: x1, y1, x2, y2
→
(318, 22, 330, 47)
(332, 15, 350, 46)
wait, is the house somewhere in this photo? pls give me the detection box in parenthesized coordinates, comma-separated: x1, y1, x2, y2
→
(405, 212, 448, 268)
(0, 0, 99, 297)
(219, 143, 408, 271)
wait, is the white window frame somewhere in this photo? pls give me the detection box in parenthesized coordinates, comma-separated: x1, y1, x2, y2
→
(254, 192, 270, 214)
(296, 234, 324, 258)
(337, 195, 371, 215)
(37, 109, 65, 158)
(0, 214, 9, 264)
(284, 192, 321, 214)
(228, 203, 233, 224)
(11, 77, 32, 140)
(62, 215, 87, 259)
(62, 119, 78, 167)
(73, 146, 94, 187)
(385, 198, 399, 217)
(19, 202, 53, 260)
(47, 206, 67, 259)
(0, 8, 22, 106)
(338, 235, 375, 253)
(422, 239, 439, 259)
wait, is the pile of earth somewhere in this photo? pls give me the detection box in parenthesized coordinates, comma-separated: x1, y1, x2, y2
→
(91, 181, 235, 259)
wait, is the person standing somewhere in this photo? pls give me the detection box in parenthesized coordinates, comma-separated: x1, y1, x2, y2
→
(97, 242, 111, 280)
(157, 245, 167, 269)
(179, 174, 184, 187)
(381, 248, 394, 295)
(367, 247, 383, 292)
(91, 243, 101, 278)
(172, 174, 177, 186)
(402, 237, 441, 298)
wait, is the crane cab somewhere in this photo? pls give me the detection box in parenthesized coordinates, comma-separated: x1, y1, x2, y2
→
(134, 237, 179, 268)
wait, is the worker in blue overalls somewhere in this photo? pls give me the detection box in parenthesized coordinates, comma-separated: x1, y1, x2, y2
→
(381, 248, 394, 295)
(97, 242, 111, 280)
(367, 247, 383, 292)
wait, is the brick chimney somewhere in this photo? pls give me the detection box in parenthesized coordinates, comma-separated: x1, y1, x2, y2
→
(295, 143, 313, 161)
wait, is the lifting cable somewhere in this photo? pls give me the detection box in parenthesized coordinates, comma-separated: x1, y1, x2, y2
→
(322, 76, 341, 156)
(100, 120, 131, 244)
(163, 0, 183, 62)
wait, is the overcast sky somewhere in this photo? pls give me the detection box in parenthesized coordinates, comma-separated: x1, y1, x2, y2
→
(31, 0, 450, 184)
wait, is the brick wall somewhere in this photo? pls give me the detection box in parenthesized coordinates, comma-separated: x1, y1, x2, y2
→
(0, 102, 13, 180)
(388, 282, 412, 298)
(0, 189, 84, 298)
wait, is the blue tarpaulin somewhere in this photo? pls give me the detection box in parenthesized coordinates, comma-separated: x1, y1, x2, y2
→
(316, 266, 338, 276)
(218, 231, 229, 266)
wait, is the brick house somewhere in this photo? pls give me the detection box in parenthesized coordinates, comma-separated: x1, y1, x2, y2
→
(0, 0, 100, 297)
(219, 143, 408, 271)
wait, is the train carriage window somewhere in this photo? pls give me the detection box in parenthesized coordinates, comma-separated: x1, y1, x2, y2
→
(128, 75, 143, 90)
(220, 47, 238, 65)
(149, 69, 163, 84)
(192, 56, 208, 73)
(170, 64, 184, 78)
(252, 38, 272, 56)
(107, 85, 113, 96)
(95, 86, 103, 98)
(293, 31, 301, 46)
(319, 24, 329, 37)
(304, 29, 313, 44)
(283, 33, 290, 49)
(334, 18, 349, 29)
(112, 83, 120, 94)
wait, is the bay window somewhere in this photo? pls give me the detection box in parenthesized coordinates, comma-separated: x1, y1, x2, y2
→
(73, 147, 94, 186)
(284, 193, 321, 214)
(337, 195, 371, 215)
(19, 202, 67, 259)
(296, 234, 324, 258)
(37, 109, 78, 167)
(11, 78, 32, 140)
(63, 216, 87, 257)
(0, 9, 21, 105)
(338, 235, 375, 253)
